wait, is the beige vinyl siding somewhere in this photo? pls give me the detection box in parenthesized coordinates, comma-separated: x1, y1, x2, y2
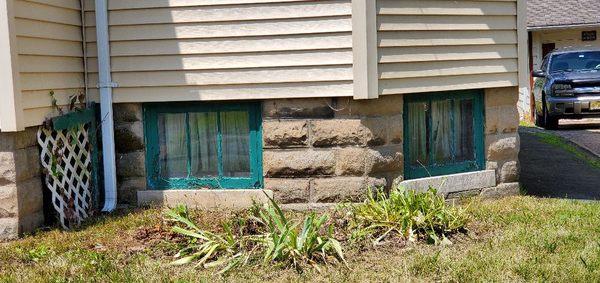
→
(83, 0, 354, 103)
(14, 0, 84, 127)
(377, 0, 520, 95)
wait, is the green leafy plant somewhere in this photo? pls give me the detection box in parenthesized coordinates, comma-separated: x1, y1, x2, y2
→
(347, 187, 468, 245)
(164, 197, 345, 273)
(252, 197, 345, 271)
(165, 205, 253, 274)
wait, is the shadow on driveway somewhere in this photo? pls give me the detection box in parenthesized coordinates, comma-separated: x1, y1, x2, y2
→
(519, 128, 600, 200)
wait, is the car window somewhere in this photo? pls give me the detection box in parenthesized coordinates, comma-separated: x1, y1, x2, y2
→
(541, 56, 549, 72)
(549, 51, 600, 72)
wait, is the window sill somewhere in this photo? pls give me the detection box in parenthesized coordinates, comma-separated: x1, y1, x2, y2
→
(137, 189, 273, 210)
(398, 170, 497, 196)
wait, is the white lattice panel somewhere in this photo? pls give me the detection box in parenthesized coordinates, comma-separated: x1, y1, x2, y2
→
(38, 125, 93, 229)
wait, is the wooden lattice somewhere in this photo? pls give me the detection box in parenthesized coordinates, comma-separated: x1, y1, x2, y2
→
(37, 125, 93, 229)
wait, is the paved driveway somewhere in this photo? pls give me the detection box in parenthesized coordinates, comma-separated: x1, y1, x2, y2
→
(550, 118, 600, 157)
(519, 119, 600, 200)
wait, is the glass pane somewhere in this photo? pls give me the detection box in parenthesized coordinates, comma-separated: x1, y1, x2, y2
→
(158, 113, 188, 178)
(407, 102, 429, 166)
(220, 111, 251, 177)
(431, 99, 453, 164)
(189, 112, 219, 178)
(454, 99, 475, 161)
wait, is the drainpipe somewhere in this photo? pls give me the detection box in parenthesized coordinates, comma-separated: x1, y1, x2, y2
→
(94, 0, 117, 212)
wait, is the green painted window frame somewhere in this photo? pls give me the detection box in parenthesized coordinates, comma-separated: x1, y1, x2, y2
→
(143, 101, 263, 190)
(403, 90, 485, 180)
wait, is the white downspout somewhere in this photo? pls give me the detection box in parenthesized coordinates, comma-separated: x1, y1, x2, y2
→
(94, 0, 117, 212)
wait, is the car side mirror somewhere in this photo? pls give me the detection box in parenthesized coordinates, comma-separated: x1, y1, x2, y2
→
(532, 70, 546, 77)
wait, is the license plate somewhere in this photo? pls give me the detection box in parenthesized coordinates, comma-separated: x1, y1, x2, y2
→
(591, 101, 600, 110)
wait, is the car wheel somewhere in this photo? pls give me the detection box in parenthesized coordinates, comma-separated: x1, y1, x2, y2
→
(542, 102, 559, 130)
(534, 102, 545, 127)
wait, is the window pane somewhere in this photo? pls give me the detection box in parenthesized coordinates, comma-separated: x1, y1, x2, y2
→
(407, 102, 428, 166)
(431, 99, 453, 164)
(454, 99, 475, 161)
(158, 113, 188, 178)
(189, 112, 219, 178)
(221, 111, 251, 177)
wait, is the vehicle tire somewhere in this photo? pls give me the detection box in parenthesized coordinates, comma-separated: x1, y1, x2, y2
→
(542, 102, 559, 130)
(534, 103, 545, 127)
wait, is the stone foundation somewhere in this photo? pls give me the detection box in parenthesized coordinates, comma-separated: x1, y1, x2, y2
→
(118, 87, 521, 206)
(263, 95, 404, 204)
(113, 104, 147, 205)
(0, 127, 44, 240)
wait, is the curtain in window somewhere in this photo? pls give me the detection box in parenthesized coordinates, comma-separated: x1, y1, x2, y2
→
(454, 99, 474, 161)
(221, 111, 251, 177)
(408, 102, 428, 166)
(431, 100, 452, 164)
(158, 113, 187, 178)
(189, 112, 219, 177)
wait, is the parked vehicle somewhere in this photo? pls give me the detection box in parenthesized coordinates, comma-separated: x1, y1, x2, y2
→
(533, 49, 600, 129)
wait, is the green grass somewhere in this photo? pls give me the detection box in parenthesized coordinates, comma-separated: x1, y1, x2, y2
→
(2, 196, 600, 282)
(533, 131, 600, 169)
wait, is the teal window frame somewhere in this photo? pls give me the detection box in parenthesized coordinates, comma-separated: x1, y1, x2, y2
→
(403, 90, 485, 180)
(143, 101, 263, 190)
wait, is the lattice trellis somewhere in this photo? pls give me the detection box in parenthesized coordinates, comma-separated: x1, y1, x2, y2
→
(38, 124, 93, 229)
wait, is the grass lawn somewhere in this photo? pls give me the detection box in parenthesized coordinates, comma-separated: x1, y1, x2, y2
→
(2, 196, 600, 282)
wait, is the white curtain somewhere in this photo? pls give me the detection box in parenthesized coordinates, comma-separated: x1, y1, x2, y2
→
(408, 102, 428, 166)
(158, 113, 187, 178)
(189, 112, 219, 177)
(431, 100, 452, 164)
(220, 111, 251, 177)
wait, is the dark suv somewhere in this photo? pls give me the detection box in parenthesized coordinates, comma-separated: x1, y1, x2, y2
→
(533, 49, 600, 129)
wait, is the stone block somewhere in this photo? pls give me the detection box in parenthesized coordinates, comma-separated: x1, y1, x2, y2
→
(114, 121, 145, 153)
(116, 151, 146, 178)
(310, 177, 367, 203)
(0, 218, 19, 241)
(263, 120, 308, 148)
(264, 150, 335, 177)
(335, 148, 367, 176)
(310, 119, 386, 147)
(500, 161, 519, 183)
(485, 87, 519, 108)
(118, 177, 147, 205)
(480, 182, 520, 198)
(263, 99, 334, 119)
(485, 106, 519, 135)
(334, 94, 404, 117)
(0, 152, 16, 186)
(14, 147, 41, 182)
(0, 185, 17, 218)
(0, 128, 38, 152)
(387, 114, 403, 144)
(16, 178, 44, 216)
(486, 133, 520, 162)
(399, 170, 496, 195)
(365, 145, 403, 174)
(17, 211, 44, 235)
(265, 178, 310, 204)
(114, 103, 143, 123)
(138, 189, 273, 210)
(309, 177, 385, 203)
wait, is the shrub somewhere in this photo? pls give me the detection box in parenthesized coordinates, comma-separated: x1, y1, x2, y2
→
(164, 197, 345, 273)
(347, 187, 468, 245)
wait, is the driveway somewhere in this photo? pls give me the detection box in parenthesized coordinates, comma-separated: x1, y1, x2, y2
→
(519, 119, 600, 200)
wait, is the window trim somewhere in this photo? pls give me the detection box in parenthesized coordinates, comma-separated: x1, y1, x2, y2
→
(403, 90, 485, 180)
(143, 101, 263, 190)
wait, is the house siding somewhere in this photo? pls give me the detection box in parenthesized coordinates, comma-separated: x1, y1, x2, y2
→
(13, 0, 85, 128)
(377, 0, 520, 95)
(83, 0, 354, 103)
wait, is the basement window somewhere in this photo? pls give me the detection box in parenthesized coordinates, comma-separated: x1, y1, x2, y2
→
(403, 90, 485, 180)
(144, 102, 263, 190)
